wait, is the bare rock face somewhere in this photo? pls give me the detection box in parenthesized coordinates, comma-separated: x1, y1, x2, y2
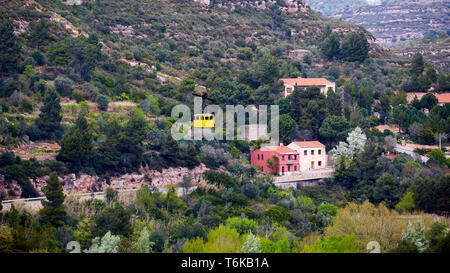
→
(29, 164, 211, 196)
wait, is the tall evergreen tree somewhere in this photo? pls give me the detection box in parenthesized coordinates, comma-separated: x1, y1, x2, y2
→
(410, 53, 425, 77)
(35, 86, 62, 137)
(28, 19, 55, 49)
(320, 32, 340, 61)
(341, 32, 369, 62)
(40, 172, 66, 227)
(326, 89, 342, 116)
(0, 15, 21, 75)
(57, 111, 93, 171)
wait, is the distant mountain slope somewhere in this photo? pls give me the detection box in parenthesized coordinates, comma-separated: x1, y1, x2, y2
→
(330, 0, 449, 48)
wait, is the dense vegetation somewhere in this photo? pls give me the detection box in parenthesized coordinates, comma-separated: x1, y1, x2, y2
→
(0, 0, 449, 253)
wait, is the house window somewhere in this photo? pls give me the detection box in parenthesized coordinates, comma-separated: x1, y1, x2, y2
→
(258, 154, 260, 160)
(318, 161, 322, 166)
(261, 154, 264, 160)
(294, 166, 297, 171)
(304, 150, 307, 156)
(311, 150, 314, 155)
(282, 155, 285, 160)
(318, 149, 321, 155)
(288, 166, 290, 171)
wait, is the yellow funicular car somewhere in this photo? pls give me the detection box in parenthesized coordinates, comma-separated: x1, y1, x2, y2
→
(193, 113, 215, 128)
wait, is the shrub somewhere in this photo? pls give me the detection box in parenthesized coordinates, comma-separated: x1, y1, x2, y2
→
(225, 217, 257, 234)
(54, 77, 74, 97)
(95, 94, 109, 111)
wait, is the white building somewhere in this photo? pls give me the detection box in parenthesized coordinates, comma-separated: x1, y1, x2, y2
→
(280, 77, 336, 98)
(287, 141, 327, 172)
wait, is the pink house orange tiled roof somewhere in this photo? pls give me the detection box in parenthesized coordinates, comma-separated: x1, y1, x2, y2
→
(280, 77, 331, 87)
(435, 93, 450, 104)
(260, 145, 297, 154)
(289, 141, 325, 148)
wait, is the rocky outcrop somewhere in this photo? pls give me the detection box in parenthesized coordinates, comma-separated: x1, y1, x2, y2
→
(29, 164, 211, 196)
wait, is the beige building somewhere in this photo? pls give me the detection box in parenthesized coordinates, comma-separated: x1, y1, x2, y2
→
(287, 141, 327, 172)
(280, 77, 335, 98)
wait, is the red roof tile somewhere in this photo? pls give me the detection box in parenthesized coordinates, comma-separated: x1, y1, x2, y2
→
(260, 145, 297, 154)
(288, 141, 325, 148)
(435, 93, 450, 104)
(280, 77, 332, 87)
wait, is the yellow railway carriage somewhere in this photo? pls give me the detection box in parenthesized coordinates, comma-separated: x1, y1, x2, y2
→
(193, 114, 215, 128)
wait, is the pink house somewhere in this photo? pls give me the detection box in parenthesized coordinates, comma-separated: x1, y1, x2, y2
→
(251, 146, 300, 175)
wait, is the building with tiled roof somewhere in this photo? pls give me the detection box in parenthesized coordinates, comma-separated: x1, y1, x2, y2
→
(251, 145, 299, 175)
(280, 77, 335, 97)
(287, 141, 327, 172)
(435, 93, 450, 105)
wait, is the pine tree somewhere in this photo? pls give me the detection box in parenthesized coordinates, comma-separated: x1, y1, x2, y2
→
(57, 111, 93, 171)
(183, 145, 200, 169)
(28, 19, 55, 49)
(36, 86, 62, 137)
(40, 172, 66, 227)
(0, 15, 21, 75)
(320, 32, 340, 61)
(341, 32, 369, 62)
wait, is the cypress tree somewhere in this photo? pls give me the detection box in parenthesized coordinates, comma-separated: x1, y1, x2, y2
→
(40, 172, 66, 227)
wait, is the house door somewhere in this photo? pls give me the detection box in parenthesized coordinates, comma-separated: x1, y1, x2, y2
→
(281, 166, 285, 175)
(311, 161, 314, 169)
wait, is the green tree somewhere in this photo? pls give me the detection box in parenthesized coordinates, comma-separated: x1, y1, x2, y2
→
(225, 217, 257, 235)
(326, 89, 342, 116)
(277, 98, 291, 115)
(39, 172, 66, 227)
(410, 53, 425, 77)
(28, 19, 55, 49)
(54, 77, 74, 97)
(278, 114, 296, 144)
(0, 15, 21, 75)
(436, 73, 450, 93)
(301, 235, 357, 253)
(320, 32, 340, 60)
(96, 94, 109, 111)
(35, 86, 62, 137)
(57, 111, 93, 171)
(341, 32, 369, 62)
(85, 231, 121, 253)
(420, 93, 438, 111)
(93, 203, 132, 237)
(427, 149, 450, 167)
(241, 232, 262, 253)
(319, 115, 350, 147)
(262, 206, 291, 224)
(266, 155, 279, 173)
(372, 173, 402, 208)
(395, 192, 416, 213)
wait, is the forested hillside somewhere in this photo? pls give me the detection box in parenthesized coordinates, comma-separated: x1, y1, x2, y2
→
(0, 0, 449, 254)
